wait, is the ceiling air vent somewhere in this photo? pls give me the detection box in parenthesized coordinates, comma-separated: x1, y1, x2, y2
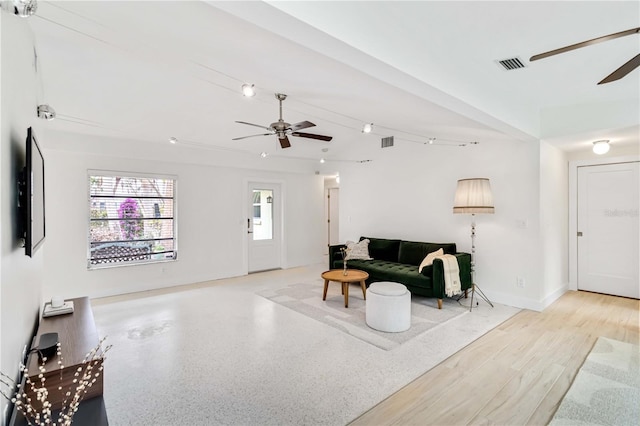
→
(381, 136, 394, 148)
(497, 57, 526, 71)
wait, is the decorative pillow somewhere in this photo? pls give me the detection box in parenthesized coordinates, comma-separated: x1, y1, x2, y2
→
(345, 239, 373, 260)
(418, 248, 444, 273)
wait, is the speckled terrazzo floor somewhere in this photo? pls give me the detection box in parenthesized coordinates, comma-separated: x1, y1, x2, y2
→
(91, 263, 520, 425)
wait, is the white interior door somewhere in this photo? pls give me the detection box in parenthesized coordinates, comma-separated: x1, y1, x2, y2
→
(248, 183, 282, 273)
(328, 188, 340, 246)
(577, 162, 639, 298)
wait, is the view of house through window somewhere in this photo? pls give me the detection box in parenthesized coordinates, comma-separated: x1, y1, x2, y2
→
(252, 189, 273, 241)
(89, 173, 176, 268)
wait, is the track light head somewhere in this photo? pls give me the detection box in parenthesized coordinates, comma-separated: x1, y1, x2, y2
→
(37, 104, 56, 120)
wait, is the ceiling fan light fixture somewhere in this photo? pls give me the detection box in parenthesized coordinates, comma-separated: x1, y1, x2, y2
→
(362, 123, 373, 133)
(592, 140, 610, 155)
(241, 83, 255, 97)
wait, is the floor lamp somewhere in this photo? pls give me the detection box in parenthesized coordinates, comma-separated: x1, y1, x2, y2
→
(453, 178, 495, 312)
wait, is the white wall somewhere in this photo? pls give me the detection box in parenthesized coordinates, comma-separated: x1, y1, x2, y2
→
(539, 141, 569, 307)
(1, 13, 43, 422)
(338, 138, 546, 310)
(42, 139, 325, 300)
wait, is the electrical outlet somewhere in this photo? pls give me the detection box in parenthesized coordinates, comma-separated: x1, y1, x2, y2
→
(516, 277, 525, 288)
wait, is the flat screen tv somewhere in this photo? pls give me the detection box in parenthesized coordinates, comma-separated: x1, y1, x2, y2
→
(20, 127, 46, 256)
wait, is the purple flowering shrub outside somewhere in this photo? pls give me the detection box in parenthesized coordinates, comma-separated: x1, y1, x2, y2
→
(118, 198, 144, 240)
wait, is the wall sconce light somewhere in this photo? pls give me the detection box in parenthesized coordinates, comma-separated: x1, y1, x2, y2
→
(267, 195, 273, 203)
(592, 140, 610, 155)
(241, 83, 256, 97)
(37, 104, 56, 120)
(335, 174, 340, 184)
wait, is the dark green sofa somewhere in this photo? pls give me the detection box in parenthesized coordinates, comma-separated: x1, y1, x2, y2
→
(329, 237, 472, 309)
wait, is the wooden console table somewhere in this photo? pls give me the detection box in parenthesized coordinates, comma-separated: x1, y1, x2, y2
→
(10, 297, 108, 425)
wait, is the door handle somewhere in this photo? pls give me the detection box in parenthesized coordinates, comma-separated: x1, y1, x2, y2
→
(247, 218, 253, 234)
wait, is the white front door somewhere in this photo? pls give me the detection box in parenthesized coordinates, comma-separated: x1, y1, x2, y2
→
(577, 162, 639, 298)
(248, 182, 282, 273)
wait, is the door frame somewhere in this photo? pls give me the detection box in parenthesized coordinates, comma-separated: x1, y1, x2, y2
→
(242, 178, 286, 274)
(568, 154, 640, 291)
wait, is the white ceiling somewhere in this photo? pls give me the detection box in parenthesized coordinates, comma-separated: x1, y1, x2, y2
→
(27, 1, 639, 163)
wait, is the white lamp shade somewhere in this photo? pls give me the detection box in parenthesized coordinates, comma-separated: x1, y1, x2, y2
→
(453, 178, 495, 214)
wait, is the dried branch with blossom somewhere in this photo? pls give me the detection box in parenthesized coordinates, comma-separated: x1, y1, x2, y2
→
(1, 337, 111, 426)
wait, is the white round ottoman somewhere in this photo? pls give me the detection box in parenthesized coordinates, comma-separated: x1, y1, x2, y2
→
(366, 282, 411, 332)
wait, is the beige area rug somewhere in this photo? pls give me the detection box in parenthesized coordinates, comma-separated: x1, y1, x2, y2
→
(550, 337, 640, 426)
(258, 280, 470, 350)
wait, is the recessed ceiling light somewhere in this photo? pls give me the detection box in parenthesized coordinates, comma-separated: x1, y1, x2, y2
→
(592, 140, 610, 155)
(362, 123, 373, 133)
(241, 83, 255, 97)
(320, 158, 325, 163)
(260, 151, 268, 158)
(169, 137, 177, 144)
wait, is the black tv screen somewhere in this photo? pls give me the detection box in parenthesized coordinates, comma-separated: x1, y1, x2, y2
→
(23, 127, 45, 256)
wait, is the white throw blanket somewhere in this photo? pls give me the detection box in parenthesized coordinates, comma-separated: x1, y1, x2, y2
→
(435, 254, 462, 297)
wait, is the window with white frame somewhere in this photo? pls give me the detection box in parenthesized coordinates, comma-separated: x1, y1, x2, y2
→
(88, 173, 177, 268)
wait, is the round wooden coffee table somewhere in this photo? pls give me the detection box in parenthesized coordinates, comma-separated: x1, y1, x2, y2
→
(321, 269, 369, 308)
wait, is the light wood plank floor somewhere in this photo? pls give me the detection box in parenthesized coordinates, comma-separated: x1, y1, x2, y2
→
(350, 290, 640, 425)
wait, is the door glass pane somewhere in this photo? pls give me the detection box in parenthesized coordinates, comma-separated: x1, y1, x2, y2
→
(252, 189, 273, 241)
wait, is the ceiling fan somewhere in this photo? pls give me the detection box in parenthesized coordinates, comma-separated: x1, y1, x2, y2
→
(233, 93, 333, 149)
(530, 27, 640, 85)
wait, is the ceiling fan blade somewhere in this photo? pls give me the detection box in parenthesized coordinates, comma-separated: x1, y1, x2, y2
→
(290, 120, 315, 131)
(291, 132, 333, 142)
(530, 27, 640, 61)
(232, 133, 272, 141)
(279, 135, 291, 149)
(598, 54, 640, 85)
(235, 120, 273, 132)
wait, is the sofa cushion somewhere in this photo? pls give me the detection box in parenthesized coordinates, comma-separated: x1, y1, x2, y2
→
(361, 237, 401, 262)
(346, 259, 433, 289)
(418, 248, 444, 273)
(398, 241, 457, 266)
(345, 239, 373, 260)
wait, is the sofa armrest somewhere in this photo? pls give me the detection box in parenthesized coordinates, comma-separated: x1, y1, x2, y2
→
(328, 244, 346, 270)
(431, 253, 472, 298)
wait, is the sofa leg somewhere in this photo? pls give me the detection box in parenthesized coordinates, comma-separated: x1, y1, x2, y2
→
(437, 299, 442, 309)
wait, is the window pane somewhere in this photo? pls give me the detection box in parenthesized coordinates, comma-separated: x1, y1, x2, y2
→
(253, 189, 273, 241)
(89, 175, 176, 268)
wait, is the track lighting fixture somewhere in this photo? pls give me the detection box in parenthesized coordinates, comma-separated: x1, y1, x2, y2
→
(2, 0, 37, 17)
(241, 83, 255, 97)
(592, 140, 610, 155)
(37, 104, 56, 120)
(362, 123, 373, 133)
